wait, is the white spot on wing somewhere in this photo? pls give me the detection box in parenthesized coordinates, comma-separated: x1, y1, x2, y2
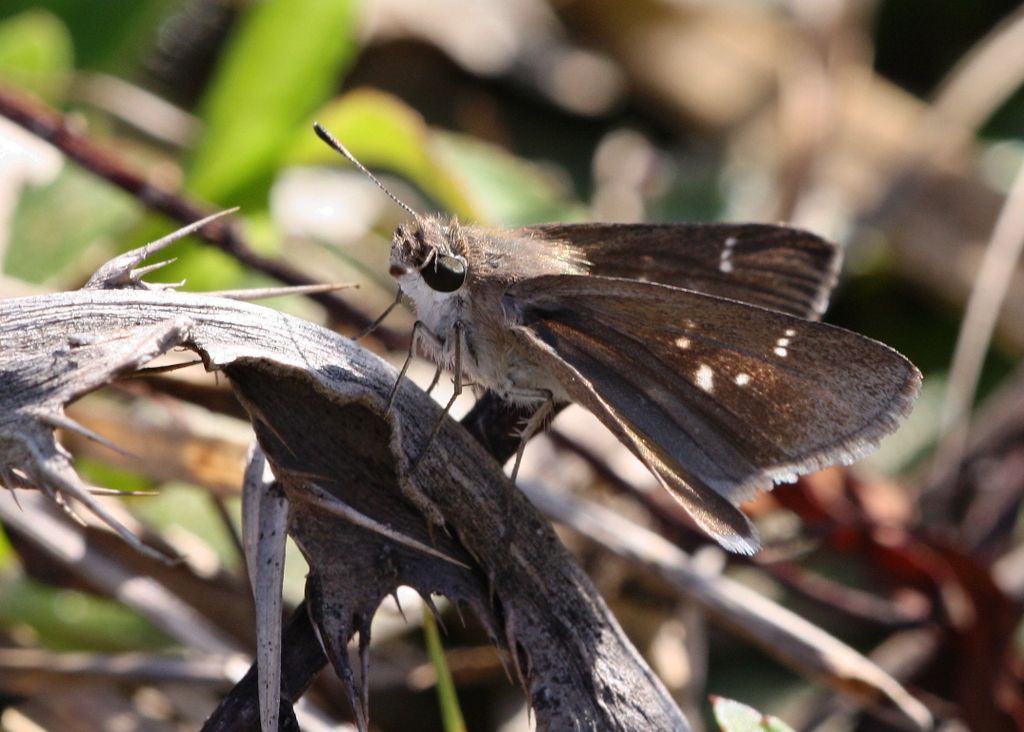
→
(719, 236, 737, 273)
(675, 336, 691, 349)
(695, 364, 714, 392)
(774, 330, 794, 357)
(735, 373, 750, 386)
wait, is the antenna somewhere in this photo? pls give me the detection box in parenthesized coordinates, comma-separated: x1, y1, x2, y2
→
(313, 122, 419, 219)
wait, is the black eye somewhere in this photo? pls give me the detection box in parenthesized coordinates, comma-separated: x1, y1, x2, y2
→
(421, 254, 467, 292)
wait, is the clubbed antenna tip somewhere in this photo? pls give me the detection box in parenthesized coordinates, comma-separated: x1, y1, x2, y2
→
(312, 122, 419, 219)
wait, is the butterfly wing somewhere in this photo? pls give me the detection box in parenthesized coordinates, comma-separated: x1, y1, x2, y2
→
(511, 322, 765, 553)
(522, 223, 840, 319)
(506, 275, 920, 553)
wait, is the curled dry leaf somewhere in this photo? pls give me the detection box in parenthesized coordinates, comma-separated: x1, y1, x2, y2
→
(0, 244, 689, 730)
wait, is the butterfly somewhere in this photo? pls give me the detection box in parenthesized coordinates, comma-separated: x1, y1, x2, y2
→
(315, 123, 921, 554)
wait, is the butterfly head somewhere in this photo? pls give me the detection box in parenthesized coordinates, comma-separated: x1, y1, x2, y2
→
(390, 216, 469, 295)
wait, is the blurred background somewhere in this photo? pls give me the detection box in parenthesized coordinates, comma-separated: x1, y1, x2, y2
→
(2, 0, 1024, 730)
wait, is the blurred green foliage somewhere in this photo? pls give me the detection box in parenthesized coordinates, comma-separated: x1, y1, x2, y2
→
(6, 165, 138, 283)
(712, 697, 797, 732)
(0, 0, 173, 71)
(186, 0, 358, 206)
(0, 579, 172, 652)
(287, 88, 480, 219)
(0, 8, 72, 101)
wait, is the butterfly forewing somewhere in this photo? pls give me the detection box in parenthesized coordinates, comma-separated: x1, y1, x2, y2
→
(508, 275, 921, 510)
(523, 223, 840, 319)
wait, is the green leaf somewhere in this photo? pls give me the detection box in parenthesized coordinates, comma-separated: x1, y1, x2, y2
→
(187, 0, 359, 206)
(0, 8, 73, 102)
(0, 576, 171, 652)
(0, 0, 170, 71)
(0, 526, 15, 572)
(433, 131, 587, 226)
(127, 484, 239, 569)
(289, 88, 480, 220)
(422, 601, 467, 732)
(712, 697, 796, 732)
(291, 88, 586, 226)
(5, 164, 138, 284)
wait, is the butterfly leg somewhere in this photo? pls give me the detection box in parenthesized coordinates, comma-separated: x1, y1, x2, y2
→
(425, 364, 444, 395)
(409, 322, 464, 473)
(355, 287, 404, 341)
(386, 319, 436, 412)
(508, 389, 555, 484)
(493, 389, 554, 539)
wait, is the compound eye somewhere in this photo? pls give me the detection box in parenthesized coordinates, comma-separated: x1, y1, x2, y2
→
(421, 253, 467, 292)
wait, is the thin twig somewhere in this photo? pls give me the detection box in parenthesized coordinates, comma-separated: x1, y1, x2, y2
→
(931, 5, 1024, 137)
(931, 156, 1024, 484)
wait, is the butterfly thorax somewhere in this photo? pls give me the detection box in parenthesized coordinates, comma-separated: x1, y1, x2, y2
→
(390, 215, 587, 404)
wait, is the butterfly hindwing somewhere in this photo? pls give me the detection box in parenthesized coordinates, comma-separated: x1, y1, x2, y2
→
(509, 324, 762, 554)
(522, 223, 840, 319)
(507, 275, 920, 542)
